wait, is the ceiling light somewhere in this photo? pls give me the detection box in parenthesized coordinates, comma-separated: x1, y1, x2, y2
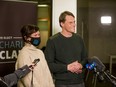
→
(101, 16, 112, 25)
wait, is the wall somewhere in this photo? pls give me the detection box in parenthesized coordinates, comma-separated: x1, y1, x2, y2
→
(37, 5, 51, 49)
(52, 0, 77, 35)
(77, 0, 116, 63)
(77, 0, 89, 49)
(0, 0, 38, 76)
(88, 1, 116, 63)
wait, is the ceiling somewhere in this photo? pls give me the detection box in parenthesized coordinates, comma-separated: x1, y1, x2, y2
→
(24, 0, 51, 4)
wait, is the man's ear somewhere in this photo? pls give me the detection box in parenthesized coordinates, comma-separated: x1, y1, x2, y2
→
(60, 22, 64, 27)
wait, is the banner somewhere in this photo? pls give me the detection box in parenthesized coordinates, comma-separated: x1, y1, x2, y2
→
(0, 0, 38, 76)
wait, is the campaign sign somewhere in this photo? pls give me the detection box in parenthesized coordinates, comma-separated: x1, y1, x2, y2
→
(0, 0, 37, 76)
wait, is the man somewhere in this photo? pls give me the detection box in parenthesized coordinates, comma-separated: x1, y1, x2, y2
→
(44, 11, 88, 87)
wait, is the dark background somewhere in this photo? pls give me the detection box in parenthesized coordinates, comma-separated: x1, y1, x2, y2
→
(0, 0, 38, 77)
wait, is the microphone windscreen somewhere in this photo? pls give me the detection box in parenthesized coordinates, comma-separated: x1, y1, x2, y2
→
(33, 58, 40, 65)
(89, 56, 105, 72)
(86, 63, 96, 70)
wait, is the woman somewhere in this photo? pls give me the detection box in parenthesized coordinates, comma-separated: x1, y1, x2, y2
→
(15, 24, 54, 87)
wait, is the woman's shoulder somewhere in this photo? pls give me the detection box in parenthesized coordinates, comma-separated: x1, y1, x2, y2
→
(36, 48, 45, 56)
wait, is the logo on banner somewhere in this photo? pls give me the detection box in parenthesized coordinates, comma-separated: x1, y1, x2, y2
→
(0, 36, 23, 61)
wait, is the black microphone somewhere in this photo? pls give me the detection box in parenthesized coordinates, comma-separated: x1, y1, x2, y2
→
(29, 58, 40, 68)
(86, 56, 105, 72)
(33, 58, 40, 65)
(86, 56, 106, 82)
(86, 56, 116, 85)
(15, 58, 40, 79)
(0, 59, 40, 87)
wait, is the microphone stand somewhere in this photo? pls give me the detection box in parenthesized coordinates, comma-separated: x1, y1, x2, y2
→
(103, 70, 116, 86)
(92, 67, 105, 87)
(92, 68, 116, 87)
(92, 67, 99, 87)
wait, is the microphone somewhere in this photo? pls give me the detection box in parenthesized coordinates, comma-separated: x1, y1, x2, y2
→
(86, 56, 106, 82)
(33, 58, 40, 65)
(29, 58, 40, 68)
(86, 62, 96, 70)
(86, 56, 116, 85)
(86, 56, 105, 72)
(0, 58, 40, 87)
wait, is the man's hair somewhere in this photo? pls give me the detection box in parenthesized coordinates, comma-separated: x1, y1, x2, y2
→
(20, 24, 39, 42)
(59, 11, 75, 27)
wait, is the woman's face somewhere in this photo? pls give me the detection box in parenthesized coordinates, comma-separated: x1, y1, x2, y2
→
(27, 31, 40, 41)
(30, 31, 40, 38)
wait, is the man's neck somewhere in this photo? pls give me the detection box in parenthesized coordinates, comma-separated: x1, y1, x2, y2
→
(61, 31, 73, 37)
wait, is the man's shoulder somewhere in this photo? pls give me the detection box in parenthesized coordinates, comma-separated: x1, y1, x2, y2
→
(73, 33, 81, 38)
(49, 33, 60, 40)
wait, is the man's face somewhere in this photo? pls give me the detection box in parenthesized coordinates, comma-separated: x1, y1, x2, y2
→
(61, 15, 76, 33)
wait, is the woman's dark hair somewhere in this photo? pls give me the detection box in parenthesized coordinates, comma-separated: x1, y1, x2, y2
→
(20, 24, 39, 42)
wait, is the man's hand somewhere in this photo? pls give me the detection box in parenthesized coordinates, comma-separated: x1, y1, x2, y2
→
(67, 61, 83, 74)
